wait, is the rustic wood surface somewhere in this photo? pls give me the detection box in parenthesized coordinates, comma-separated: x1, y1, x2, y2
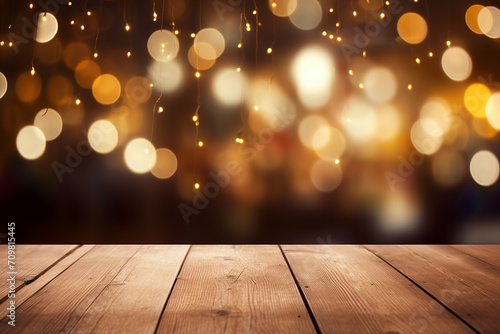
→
(0, 245, 497, 333)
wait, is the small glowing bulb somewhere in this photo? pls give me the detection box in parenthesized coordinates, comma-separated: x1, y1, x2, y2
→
(353, 11, 357, 16)
(190, 33, 196, 38)
(348, 69, 353, 75)
(329, 34, 334, 40)
(9, 42, 13, 47)
(149, 83, 154, 88)
(198, 141, 204, 147)
(415, 57, 421, 64)
(267, 47, 272, 54)
(246, 26, 251, 32)
(42, 15, 47, 21)
(329, 8, 334, 13)
(158, 106, 164, 113)
(235, 137, 244, 144)
(336, 22, 340, 27)
(0, 41, 4, 46)
(253, 10, 257, 15)
(385, 1, 390, 5)
(80, 24, 85, 30)
(446, 40, 451, 47)
(272, 3, 277, 8)
(75, 99, 81, 105)
(125, 24, 130, 31)
(194, 182, 200, 189)
(87, 11, 91, 16)
(362, 50, 366, 57)
(192, 115, 198, 122)
(70, 20, 74, 25)
(68, 1, 72, 5)
(414, 0, 418, 2)
(161, 43, 165, 48)
(236, 67, 241, 72)
(174, 30, 179, 35)
(29, 3, 33, 9)
(380, 13, 385, 19)
(254, 105, 259, 111)
(337, 36, 342, 42)
(94, 52, 98, 58)
(153, 12, 157, 21)
(237, 43, 242, 48)
(334, 159, 340, 164)
(30, 67, 35, 76)
(127, 51, 131, 58)
(322, 31, 327, 36)
(408, 84, 412, 90)
(428, 51, 433, 57)
(195, 72, 201, 78)
(359, 83, 364, 88)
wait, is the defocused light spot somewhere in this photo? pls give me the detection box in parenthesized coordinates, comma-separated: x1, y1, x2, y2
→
(470, 150, 499, 186)
(312, 126, 346, 161)
(410, 120, 442, 155)
(0, 72, 7, 99)
(147, 29, 180, 62)
(194, 28, 225, 60)
(432, 149, 466, 187)
(92, 74, 121, 105)
(15, 72, 41, 103)
(485, 92, 500, 130)
(187, 45, 215, 70)
(124, 138, 157, 174)
(358, 0, 383, 11)
(466, 5, 485, 34)
(441, 47, 472, 81)
(291, 46, 334, 109)
(151, 148, 177, 179)
(363, 67, 397, 103)
(16, 126, 46, 160)
(47, 75, 73, 105)
(378, 194, 420, 234)
(269, 0, 297, 17)
(397, 12, 427, 44)
(478, 6, 500, 38)
(342, 97, 377, 143)
(310, 159, 342, 192)
(419, 97, 451, 136)
(125, 76, 152, 104)
(75, 60, 101, 89)
(289, 0, 322, 30)
(464, 83, 491, 118)
(147, 61, 182, 93)
(63, 42, 90, 70)
(88, 120, 118, 154)
(376, 104, 401, 141)
(213, 68, 245, 106)
(298, 115, 328, 148)
(473, 117, 497, 138)
(36, 12, 58, 43)
(34, 108, 62, 141)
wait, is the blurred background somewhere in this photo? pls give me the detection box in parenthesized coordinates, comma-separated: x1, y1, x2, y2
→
(1, 0, 499, 243)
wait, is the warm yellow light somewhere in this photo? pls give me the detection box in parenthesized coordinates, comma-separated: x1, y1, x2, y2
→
(329, 34, 334, 39)
(336, 22, 340, 27)
(125, 24, 130, 31)
(8, 42, 12, 47)
(149, 83, 154, 87)
(158, 106, 164, 113)
(380, 13, 385, 19)
(87, 11, 91, 16)
(127, 51, 131, 58)
(246, 26, 251, 31)
(190, 33, 195, 38)
(0, 41, 4, 46)
(236, 67, 241, 72)
(235, 137, 244, 144)
(174, 30, 179, 35)
(334, 159, 340, 164)
(237, 43, 242, 48)
(70, 20, 74, 25)
(428, 51, 433, 57)
(359, 83, 364, 88)
(29, 3, 33, 8)
(446, 40, 451, 47)
(329, 8, 334, 13)
(322, 31, 327, 36)
(362, 51, 367, 57)
(267, 47, 272, 54)
(94, 52, 98, 58)
(153, 12, 157, 21)
(254, 105, 259, 111)
(408, 84, 412, 90)
(337, 36, 342, 41)
(194, 182, 200, 189)
(348, 69, 353, 75)
(253, 10, 257, 15)
(353, 11, 357, 17)
(385, 1, 390, 5)
(75, 98, 81, 105)
(198, 141, 204, 147)
(415, 57, 421, 64)
(68, 1, 72, 5)
(42, 15, 47, 21)
(192, 115, 198, 122)
(272, 3, 277, 8)
(195, 72, 201, 78)
(30, 67, 35, 76)
(80, 24, 85, 30)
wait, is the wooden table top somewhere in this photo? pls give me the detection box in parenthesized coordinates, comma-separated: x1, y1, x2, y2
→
(0, 245, 498, 333)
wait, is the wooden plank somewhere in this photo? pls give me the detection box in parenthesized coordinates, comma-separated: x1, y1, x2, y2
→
(0, 245, 95, 319)
(70, 245, 189, 334)
(450, 245, 500, 268)
(0, 244, 79, 299)
(282, 245, 474, 334)
(0, 245, 141, 333)
(367, 245, 500, 334)
(157, 245, 316, 334)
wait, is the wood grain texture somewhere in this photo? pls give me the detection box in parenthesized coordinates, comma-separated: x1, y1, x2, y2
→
(157, 245, 316, 334)
(0, 244, 79, 299)
(451, 245, 500, 268)
(70, 245, 189, 334)
(366, 245, 500, 334)
(282, 245, 474, 334)
(0, 245, 95, 319)
(0, 245, 141, 333)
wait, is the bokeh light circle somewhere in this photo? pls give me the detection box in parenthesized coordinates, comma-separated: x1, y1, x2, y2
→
(441, 47, 472, 82)
(289, 0, 322, 31)
(312, 126, 346, 161)
(88, 120, 119, 154)
(397, 13, 428, 44)
(465, 5, 485, 34)
(213, 68, 245, 106)
(363, 67, 397, 103)
(92, 74, 121, 105)
(269, 0, 297, 17)
(188, 45, 216, 70)
(464, 83, 491, 118)
(478, 6, 500, 38)
(0, 72, 7, 99)
(310, 159, 342, 192)
(147, 29, 180, 62)
(75, 60, 101, 89)
(410, 120, 442, 155)
(34, 108, 63, 141)
(15, 72, 42, 103)
(36, 12, 58, 43)
(194, 28, 225, 60)
(298, 115, 329, 148)
(470, 150, 499, 186)
(16, 126, 46, 160)
(147, 61, 182, 93)
(485, 92, 500, 130)
(151, 148, 178, 179)
(124, 138, 157, 174)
